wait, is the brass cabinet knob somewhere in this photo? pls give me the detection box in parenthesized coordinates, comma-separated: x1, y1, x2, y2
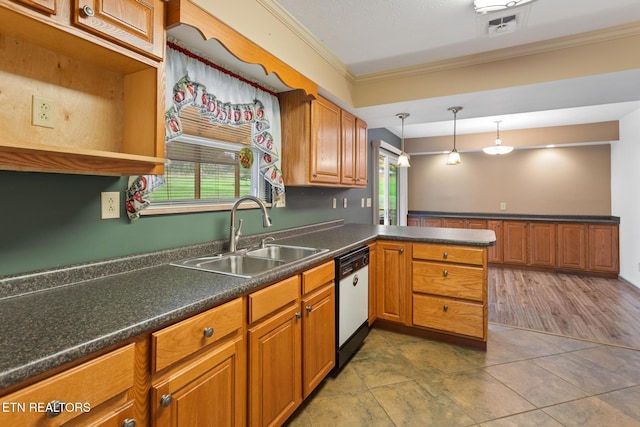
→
(295, 312, 302, 319)
(443, 270, 448, 277)
(443, 305, 449, 312)
(122, 419, 137, 427)
(306, 305, 313, 312)
(203, 327, 214, 338)
(443, 252, 448, 259)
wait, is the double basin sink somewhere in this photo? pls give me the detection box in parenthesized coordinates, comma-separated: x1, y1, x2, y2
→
(172, 244, 328, 278)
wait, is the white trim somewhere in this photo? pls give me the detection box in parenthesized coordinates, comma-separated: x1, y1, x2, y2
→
(373, 140, 408, 226)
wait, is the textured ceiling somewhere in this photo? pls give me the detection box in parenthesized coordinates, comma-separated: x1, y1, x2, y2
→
(169, 1, 640, 141)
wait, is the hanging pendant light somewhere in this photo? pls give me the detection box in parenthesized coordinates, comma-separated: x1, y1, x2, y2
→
(446, 106, 463, 165)
(396, 113, 411, 167)
(483, 121, 514, 155)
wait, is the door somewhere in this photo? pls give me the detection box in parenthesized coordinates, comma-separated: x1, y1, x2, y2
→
(378, 154, 398, 225)
(374, 141, 407, 226)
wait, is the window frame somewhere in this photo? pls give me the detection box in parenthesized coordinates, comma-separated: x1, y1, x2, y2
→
(141, 134, 271, 216)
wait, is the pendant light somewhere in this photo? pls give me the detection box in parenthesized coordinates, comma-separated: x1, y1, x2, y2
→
(446, 106, 463, 165)
(483, 121, 514, 155)
(396, 113, 411, 167)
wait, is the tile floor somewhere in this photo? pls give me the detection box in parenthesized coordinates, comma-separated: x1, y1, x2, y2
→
(286, 325, 640, 426)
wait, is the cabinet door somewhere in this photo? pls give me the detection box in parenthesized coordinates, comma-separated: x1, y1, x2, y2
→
(310, 97, 341, 184)
(355, 118, 368, 186)
(13, 0, 56, 14)
(487, 220, 503, 263)
(340, 110, 356, 185)
(152, 336, 245, 427)
(465, 219, 487, 229)
(376, 241, 407, 324)
(528, 223, 556, 267)
(557, 223, 587, 270)
(407, 215, 423, 227)
(588, 224, 619, 273)
(442, 218, 466, 229)
(424, 218, 442, 227)
(302, 284, 335, 398)
(249, 304, 302, 427)
(503, 221, 528, 264)
(73, 0, 164, 60)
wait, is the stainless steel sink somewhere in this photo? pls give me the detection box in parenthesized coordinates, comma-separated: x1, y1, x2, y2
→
(172, 254, 285, 278)
(246, 244, 327, 262)
(171, 244, 327, 277)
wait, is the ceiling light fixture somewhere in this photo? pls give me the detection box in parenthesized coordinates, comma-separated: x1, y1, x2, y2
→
(446, 107, 463, 165)
(396, 113, 411, 167)
(483, 121, 514, 155)
(474, 0, 537, 14)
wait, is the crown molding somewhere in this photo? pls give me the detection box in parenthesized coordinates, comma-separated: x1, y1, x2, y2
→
(256, 0, 357, 84)
(356, 21, 640, 84)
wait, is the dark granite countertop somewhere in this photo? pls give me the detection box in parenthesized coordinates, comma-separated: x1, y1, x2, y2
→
(0, 223, 495, 390)
(409, 211, 620, 224)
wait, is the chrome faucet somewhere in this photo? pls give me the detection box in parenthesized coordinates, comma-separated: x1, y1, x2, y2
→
(228, 196, 272, 252)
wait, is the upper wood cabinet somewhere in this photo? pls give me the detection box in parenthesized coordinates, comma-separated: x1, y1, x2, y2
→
(278, 89, 368, 187)
(0, 0, 165, 176)
(73, 0, 165, 60)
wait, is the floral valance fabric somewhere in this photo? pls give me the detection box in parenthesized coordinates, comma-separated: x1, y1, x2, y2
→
(126, 42, 285, 221)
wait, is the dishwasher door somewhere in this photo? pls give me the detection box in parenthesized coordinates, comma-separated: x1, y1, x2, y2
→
(338, 265, 369, 347)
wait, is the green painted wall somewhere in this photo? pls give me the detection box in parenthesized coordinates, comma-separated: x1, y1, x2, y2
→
(0, 128, 394, 276)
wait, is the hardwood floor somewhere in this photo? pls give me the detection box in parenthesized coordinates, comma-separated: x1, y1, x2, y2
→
(488, 267, 640, 349)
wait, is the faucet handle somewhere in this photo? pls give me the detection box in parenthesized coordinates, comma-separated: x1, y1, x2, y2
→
(235, 219, 244, 240)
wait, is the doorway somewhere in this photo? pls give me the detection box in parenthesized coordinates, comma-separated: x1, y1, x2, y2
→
(373, 141, 407, 226)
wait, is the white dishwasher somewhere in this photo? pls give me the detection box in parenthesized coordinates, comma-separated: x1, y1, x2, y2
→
(335, 245, 370, 371)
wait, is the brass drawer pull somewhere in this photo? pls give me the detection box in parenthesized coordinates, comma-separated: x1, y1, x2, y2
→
(443, 252, 448, 259)
(203, 327, 214, 338)
(443, 305, 449, 312)
(443, 270, 448, 277)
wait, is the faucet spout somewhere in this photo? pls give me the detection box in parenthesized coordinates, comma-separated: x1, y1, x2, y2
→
(228, 196, 272, 252)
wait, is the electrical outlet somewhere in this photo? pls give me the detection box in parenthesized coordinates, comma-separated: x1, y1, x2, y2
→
(32, 95, 56, 128)
(366, 198, 372, 207)
(500, 202, 507, 211)
(101, 192, 120, 219)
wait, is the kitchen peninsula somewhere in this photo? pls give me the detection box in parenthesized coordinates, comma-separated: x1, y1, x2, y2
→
(0, 221, 494, 426)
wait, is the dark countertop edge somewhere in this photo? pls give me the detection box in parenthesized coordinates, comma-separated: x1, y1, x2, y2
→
(0, 223, 494, 390)
(409, 211, 620, 224)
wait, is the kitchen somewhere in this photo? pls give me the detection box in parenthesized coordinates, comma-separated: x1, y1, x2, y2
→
(1, 0, 640, 426)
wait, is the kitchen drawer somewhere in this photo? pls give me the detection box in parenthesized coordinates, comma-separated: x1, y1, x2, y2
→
(248, 275, 300, 324)
(0, 344, 134, 427)
(301, 260, 334, 295)
(413, 294, 485, 339)
(412, 261, 484, 301)
(413, 243, 485, 266)
(153, 297, 243, 372)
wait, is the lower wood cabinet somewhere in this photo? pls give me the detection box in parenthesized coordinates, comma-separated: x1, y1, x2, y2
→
(557, 223, 588, 270)
(152, 335, 245, 427)
(151, 297, 245, 427)
(411, 243, 488, 342)
(528, 222, 555, 267)
(408, 215, 619, 276)
(248, 261, 336, 426)
(503, 221, 528, 264)
(0, 344, 137, 427)
(376, 241, 408, 324)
